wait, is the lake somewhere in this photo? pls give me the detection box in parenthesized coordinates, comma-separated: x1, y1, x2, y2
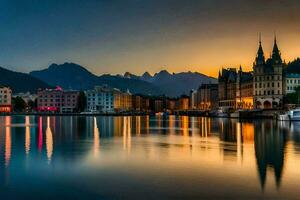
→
(0, 115, 299, 199)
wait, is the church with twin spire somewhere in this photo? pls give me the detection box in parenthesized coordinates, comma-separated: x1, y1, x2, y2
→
(253, 36, 285, 109)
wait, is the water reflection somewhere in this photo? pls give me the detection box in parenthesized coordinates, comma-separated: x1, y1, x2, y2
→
(0, 115, 299, 198)
(5, 117, 11, 167)
(254, 121, 286, 190)
(93, 117, 100, 157)
(123, 116, 131, 152)
(46, 117, 53, 162)
(25, 116, 30, 155)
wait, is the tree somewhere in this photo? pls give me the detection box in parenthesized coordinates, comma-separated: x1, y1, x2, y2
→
(27, 100, 36, 111)
(77, 91, 87, 112)
(13, 96, 26, 112)
(285, 86, 300, 105)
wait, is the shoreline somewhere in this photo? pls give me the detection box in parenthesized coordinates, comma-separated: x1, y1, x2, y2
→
(0, 111, 277, 119)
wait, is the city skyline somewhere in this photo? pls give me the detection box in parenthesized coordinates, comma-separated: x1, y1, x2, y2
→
(1, 0, 300, 77)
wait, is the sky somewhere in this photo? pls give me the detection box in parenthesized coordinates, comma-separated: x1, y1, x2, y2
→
(1, 0, 300, 77)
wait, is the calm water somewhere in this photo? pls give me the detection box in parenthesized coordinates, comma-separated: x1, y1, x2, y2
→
(0, 115, 299, 199)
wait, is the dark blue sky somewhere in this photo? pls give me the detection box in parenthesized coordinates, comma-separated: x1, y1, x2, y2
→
(1, 0, 300, 76)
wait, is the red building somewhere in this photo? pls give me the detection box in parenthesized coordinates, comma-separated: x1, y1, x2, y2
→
(37, 87, 80, 113)
(0, 87, 12, 113)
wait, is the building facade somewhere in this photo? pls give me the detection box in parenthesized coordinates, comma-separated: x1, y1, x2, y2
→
(177, 95, 189, 110)
(218, 68, 237, 109)
(285, 74, 300, 94)
(253, 37, 284, 109)
(198, 83, 218, 111)
(0, 87, 12, 113)
(132, 95, 150, 111)
(37, 87, 79, 113)
(189, 89, 198, 109)
(236, 67, 254, 109)
(86, 86, 133, 113)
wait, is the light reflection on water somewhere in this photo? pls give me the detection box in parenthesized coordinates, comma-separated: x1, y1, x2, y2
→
(0, 115, 299, 199)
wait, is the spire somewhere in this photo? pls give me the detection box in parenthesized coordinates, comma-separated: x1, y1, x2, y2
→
(259, 32, 262, 45)
(272, 33, 282, 64)
(255, 33, 265, 65)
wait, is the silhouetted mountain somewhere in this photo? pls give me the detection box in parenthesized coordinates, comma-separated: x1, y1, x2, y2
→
(141, 72, 153, 82)
(30, 63, 99, 89)
(123, 72, 140, 80)
(30, 63, 162, 95)
(123, 70, 217, 96)
(30, 62, 216, 96)
(0, 66, 51, 93)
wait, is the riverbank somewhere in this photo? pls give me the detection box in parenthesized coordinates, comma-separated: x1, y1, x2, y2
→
(0, 109, 281, 119)
(0, 112, 150, 116)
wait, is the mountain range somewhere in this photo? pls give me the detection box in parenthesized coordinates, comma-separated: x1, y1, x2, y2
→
(0, 62, 217, 96)
(30, 63, 217, 96)
(30, 63, 162, 95)
(122, 70, 217, 96)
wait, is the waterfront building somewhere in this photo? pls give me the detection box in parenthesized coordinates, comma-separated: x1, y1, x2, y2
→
(198, 83, 218, 111)
(253, 37, 284, 109)
(218, 68, 237, 109)
(0, 87, 12, 113)
(37, 87, 79, 113)
(86, 86, 133, 113)
(132, 95, 141, 111)
(132, 95, 150, 111)
(121, 90, 132, 111)
(285, 73, 300, 94)
(218, 66, 253, 110)
(154, 99, 163, 112)
(189, 89, 198, 109)
(236, 67, 254, 109)
(177, 95, 189, 110)
(166, 98, 176, 111)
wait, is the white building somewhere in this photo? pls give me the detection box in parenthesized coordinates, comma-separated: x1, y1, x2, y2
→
(85, 86, 132, 113)
(189, 89, 198, 109)
(0, 87, 12, 112)
(286, 74, 300, 94)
